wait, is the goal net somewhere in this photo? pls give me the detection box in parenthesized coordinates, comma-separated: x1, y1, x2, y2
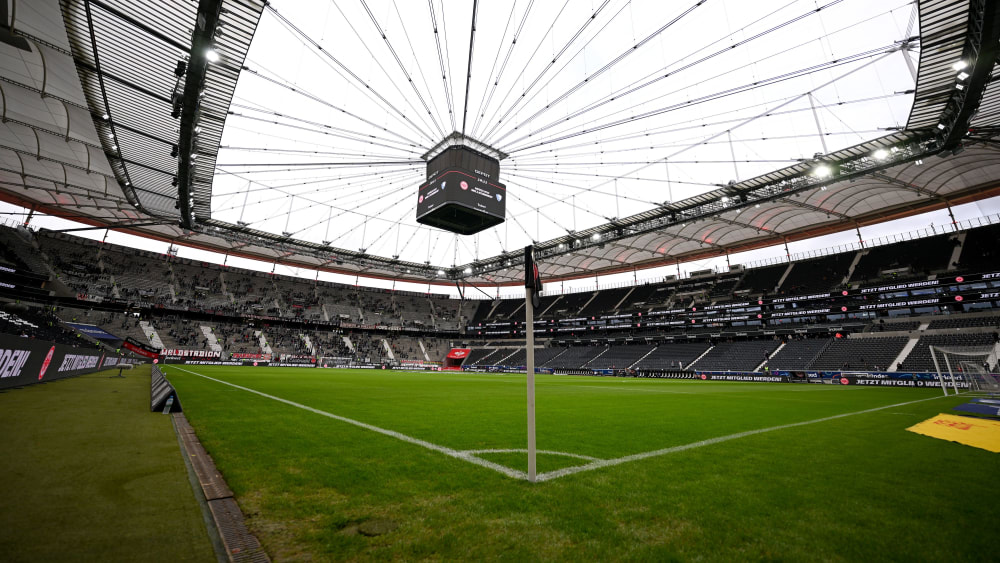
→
(929, 344, 1000, 396)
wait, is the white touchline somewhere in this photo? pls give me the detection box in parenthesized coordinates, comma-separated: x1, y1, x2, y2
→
(172, 367, 528, 480)
(534, 393, 950, 482)
(173, 367, 950, 484)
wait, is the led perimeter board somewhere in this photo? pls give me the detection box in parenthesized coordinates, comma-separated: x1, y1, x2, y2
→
(416, 146, 506, 235)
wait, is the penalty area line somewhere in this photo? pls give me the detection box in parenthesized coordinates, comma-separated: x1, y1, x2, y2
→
(171, 367, 529, 480)
(534, 393, 952, 482)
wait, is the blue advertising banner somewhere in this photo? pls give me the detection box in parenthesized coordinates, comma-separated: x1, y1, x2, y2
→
(65, 323, 121, 341)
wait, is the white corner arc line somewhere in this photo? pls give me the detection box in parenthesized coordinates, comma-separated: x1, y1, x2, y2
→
(171, 367, 529, 480)
(534, 393, 950, 482)
(461, 449, 601, 461)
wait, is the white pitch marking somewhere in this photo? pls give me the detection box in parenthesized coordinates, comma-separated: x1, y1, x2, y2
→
(534, 393, 951, 482)
(461, 448, 601, 461)
(173, 367, 949, 484)
(172, 367, 528, 480)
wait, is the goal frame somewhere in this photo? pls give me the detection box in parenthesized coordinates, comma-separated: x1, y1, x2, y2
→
(929, 343, 999, 396)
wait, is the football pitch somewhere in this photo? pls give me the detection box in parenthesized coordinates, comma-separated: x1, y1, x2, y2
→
(166, 366, 1000, 561)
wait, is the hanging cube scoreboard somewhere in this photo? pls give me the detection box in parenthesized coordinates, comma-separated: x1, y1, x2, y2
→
(416, 146, 506, 235)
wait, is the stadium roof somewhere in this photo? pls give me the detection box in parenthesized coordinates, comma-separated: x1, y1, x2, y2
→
(2, 0, 1000, 287)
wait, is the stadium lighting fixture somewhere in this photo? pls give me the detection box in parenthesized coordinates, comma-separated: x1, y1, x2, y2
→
(436, 269, 445, 275)
(205, 48, 220, 63)
(464, 267, 472, 274)
(101, 113, 109, 120)
(558, 243, 565, 249)
(915, 159, 923, 165)
(957, 71, 970, 81)
(937, 123, 947, 130)
(721, 196, 729, 203)
(873, 148, 888, 160)
(592, 233, 601, 241)
(952, 60, 968, 71)
(812, 164, 832, 178)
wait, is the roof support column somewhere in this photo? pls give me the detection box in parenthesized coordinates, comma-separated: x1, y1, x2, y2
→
(807, 93, 829, 155)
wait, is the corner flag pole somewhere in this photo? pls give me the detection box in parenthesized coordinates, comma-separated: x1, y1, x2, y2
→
(524, 245, 541, 483)
(525, 285, 536, 482)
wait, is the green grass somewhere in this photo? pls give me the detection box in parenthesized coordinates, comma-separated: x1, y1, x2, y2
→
(166, 365, 1000, 561)
(0, 366, 215, 562)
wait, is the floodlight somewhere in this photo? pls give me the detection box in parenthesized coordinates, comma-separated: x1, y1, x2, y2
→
(592, 233, 601, 241)
(873, 148, 888, 160)
(464, 267, 472, 274)
(205, 48, 220, 63)
(952, 60, 968, 71)
(957, 71, 970, 81)
(101, 113, 109, 120)
(813, 164, 832, 178)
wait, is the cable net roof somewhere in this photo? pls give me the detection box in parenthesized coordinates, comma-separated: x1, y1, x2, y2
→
(3, 0, 1000, 285)
(211, 0, 919, 269)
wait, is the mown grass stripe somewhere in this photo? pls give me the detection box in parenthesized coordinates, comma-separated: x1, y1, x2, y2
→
(535, 393, 950, 481)
(173, 367, 528, 480)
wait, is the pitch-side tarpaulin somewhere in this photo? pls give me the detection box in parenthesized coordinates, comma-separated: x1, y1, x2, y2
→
(906, 414, 1000, 453)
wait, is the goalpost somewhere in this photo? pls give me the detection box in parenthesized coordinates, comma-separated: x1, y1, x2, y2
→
(929, 343, 1000, 397)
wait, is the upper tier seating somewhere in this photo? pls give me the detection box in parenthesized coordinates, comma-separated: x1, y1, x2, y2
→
(780, 253, 855, 294)
(851, 234, 956, 283)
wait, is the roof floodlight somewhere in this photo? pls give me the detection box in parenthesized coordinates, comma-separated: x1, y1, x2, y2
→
(205, 48, 220, 63)
(873, 148, 888, 160)
(720, 196, 729, 203)
(592, 233, 601, 241)
(952, 60, 968, 71)
(813, 164, 832, 178)
(957, 71, 970, 81)
(437, 269, 445, 275)
(464, 267, 472, 274)
(101, 113, 109, 120)
(937, 123, 947, 130)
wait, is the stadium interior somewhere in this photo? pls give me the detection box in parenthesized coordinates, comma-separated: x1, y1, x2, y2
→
(2, 0, 1000, 560)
